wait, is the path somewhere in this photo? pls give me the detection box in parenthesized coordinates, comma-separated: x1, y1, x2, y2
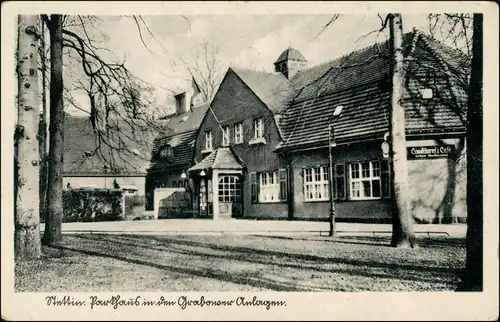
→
(39, 219, 467, 238)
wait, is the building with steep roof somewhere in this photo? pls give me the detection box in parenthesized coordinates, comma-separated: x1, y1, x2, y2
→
(63, 116, 166, 194)
(145, 102, 210, 209)
(155, 29, 469, 223)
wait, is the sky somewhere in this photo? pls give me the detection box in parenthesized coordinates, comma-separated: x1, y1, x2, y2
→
(65, 14, 441, 116)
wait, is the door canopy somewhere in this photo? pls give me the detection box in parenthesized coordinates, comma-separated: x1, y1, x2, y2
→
(189, 147, 245, 174)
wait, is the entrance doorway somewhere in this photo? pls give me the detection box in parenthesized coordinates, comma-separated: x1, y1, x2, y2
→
(198, 178, 212, 217)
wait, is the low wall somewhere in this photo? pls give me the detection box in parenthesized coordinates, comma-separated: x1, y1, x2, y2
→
(154, 188, 193, 219)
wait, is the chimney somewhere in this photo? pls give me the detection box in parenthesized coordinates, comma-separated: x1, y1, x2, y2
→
(174, 92, 189, 115)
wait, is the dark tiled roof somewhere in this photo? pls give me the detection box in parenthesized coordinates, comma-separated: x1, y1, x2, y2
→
(231, 68, 294, 113)
(148, 103, 210, 172)
(277, 30, 468, 151)
(274, 47, 307, 63)
(189, 147, 244, 171)
(64, 116, 164, 176)
(278, 81, 391, 149)
(148, 129, 198, 172)
(156, 103, 210, 136)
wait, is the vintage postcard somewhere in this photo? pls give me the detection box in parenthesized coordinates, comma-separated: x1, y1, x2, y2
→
(1, 1, 498, 321)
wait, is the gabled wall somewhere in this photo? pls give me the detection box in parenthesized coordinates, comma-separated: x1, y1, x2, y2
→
(193, 69, 289, 218)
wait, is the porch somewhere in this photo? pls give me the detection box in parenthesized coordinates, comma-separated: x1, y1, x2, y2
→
(189, 147, 246, 220)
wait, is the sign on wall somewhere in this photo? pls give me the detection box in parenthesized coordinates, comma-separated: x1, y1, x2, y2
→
(407, 145, 455, 160)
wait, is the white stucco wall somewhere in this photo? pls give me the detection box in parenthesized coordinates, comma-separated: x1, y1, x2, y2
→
(63, 176, 146, 195)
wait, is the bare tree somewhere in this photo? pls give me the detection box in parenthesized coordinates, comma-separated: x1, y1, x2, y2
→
(42, 14, 64, 245)
(180, 41, 224, 103)
(458, 13, 482, 292)
(38, 15, 168, 245)
(428, 14, 473, 58)
(15, 15, 42, 259)
(38, 18, 49, 228)
(388, 13, 417, 248)
(308, 14, 471, 246)
(423, 13, 481, 291)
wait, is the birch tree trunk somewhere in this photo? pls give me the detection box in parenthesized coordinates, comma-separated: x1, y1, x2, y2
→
(15, 15, 42, 259)
(39, 19, 48, 224)
(42, 15, 64, 245)
(388, 13, 417, 248)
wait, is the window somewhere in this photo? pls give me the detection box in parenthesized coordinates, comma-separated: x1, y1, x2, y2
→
(218, 175, 241, 203)
(349, 160, 389, 200)
(250, 169, 287, 203)
(304, 166, 330, 201)
(302, 161, 387, 202)
(172, 180, 188, 188)
(155, 181, 168, 188)
(222, 126, 230, 146)
(259, 171, 279, 202)
(204, 131, 213, 151)
(253, 118, 264, 139)
(159, 145, 174, 159)
(234, 122, 243, 144)
(175, 93, 186, 115)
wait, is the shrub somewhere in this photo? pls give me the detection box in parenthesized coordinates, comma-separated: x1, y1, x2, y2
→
(61, 188, 123, 222)
(124, 194, 146, 220)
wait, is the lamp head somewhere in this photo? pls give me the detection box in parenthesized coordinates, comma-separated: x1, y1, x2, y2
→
(200, 170, 206, 177)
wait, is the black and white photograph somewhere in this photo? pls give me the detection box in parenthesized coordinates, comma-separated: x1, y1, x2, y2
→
(1, 1, 498, 321)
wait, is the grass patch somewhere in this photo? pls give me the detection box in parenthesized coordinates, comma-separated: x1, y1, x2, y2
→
(15, 234, 465, 292)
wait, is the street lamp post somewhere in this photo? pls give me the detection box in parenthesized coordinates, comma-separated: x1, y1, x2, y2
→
(328, 123, 336, 237)
(328, 106, 343, 237)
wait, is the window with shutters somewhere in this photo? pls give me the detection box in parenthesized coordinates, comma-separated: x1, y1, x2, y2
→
(349, 160, 390, 200)
(302, 164, 346, 201)
(259, 171, 279, 202)
(303, 166, 330, 201)
(250, 169, 287, 204)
